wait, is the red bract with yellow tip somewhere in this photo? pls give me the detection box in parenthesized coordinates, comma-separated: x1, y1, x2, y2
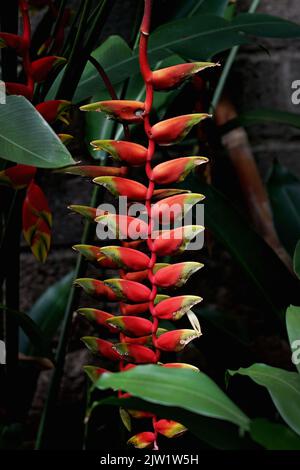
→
(91, 140, 147, 165)
(80, 100, 145, 123)
(152, 61, 219, 91)
(94, 176, 147, 200)
(36, 100, 70, 124)
(152, 156, 208, 184)
(127, 432, 155, 449)
(0, 164, 36, 189)
(22, 181, 52, 263)
(31, 56, 66, 83)
(150, 114, 211, 146)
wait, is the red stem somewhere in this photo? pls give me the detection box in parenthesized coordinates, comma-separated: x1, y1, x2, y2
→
(139, 0, 159, 451)
(19, 0, 34, 96)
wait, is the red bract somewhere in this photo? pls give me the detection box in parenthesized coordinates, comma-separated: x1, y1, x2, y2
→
(31, 56, 66, 82)
(91, 140, 147, 165)
(82, 337, 121, 361)
(152, 62, 219, 91)
(150, 114, 211, 146)
(5, 82, 33, 100)
(80, 100, 145, 123)
(94, 176, 147, 200)
(35, 100, 71, 124)
(127, 432, 155, 449)
(0, 164, 36, 189)
(0, 32, 26, 54)
(152, 156, 208, 184)
(22, 181, 52, 262)
(57, 165, 127, 177)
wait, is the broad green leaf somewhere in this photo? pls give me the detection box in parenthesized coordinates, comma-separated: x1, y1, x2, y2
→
(196, 0, 229, 16)
(267, 160, 300, 256)
(235, 109, 300, 129)
(286, 305, 300, 374)
(20, 271, 74, 355)
(96, 365, 250, 430)
(182, 175, 300, 317)
(52, 14, 300, 103)
(293, 240, 300, 278)
(229, 364, 300, 436)
(250, 418, 300, 450)
(0, 96, 74, 168)
(0, 304, 52, 358)
(95, 396, 254, 449)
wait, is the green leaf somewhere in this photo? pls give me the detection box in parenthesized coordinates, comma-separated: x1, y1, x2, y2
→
(286, 305, 300, 374)
(182, 176, 300, 317)
(232, 13, 300, 38)
(95, 396, 254, 449)
(293, 240, 300, 278)
(0, 96, 74, 168)
(196, 0, 229, 16)
(0, 304, 52, 358)
(235, 109, 300, 129)
(19, 271, 74, 355)
(250, 418, 300, 450)
(229, 364, 300, 436)
(267, 160, 300, 256)
(96, 365, 250, 430)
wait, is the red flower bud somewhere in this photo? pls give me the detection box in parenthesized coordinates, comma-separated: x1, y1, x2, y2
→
(103, 278, 151, 303)
(127, 432, 155, 449)
(154, 419, 187, 438)
(94, 176, 147, 200)
(57, 165, 127, 178)
(91, 140, 147, 166)
(0, 164, 36, 189)
(99, 246, 150, 271)
(31, 56, 66, 83)
(80, 100, 145, 123)
(156, 329, 202, 352)
(152, 62, 219, 91)
(105, 316, 153, 337)
(152, 156, 208, 185)
(6, 82, 33, 100)
(153, 262, 203, 288)
(150, 114, 211, 146)
(81, 336, 121, 361)
(154, 295, 202, 320)
(113, 343, 157, 364)
(36, 100, 71, 124)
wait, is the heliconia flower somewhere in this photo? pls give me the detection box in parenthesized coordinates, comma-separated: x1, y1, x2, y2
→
(80, 100, 145, 123)
(123, 263, 169, 282)
(157, 329, 202, 352)
(112, 343, 157, 363)
(74, 278, 118, 301)
(31, 56, 66, 83)
(58, 134, 74, 145)
(103, 278, 151, 303)
(6, 82, 33, 100)
(151, 193, 205, 223)
(77, 308, 117, 333)
(36, 100, 71, 124)
(99, 246, 150, 271)
(56, 165, 127, 177)
(152, 62, 219, 91)
(95, 214, 149, 239)
(127, 432, 155, 449)
(153, 225, 204, 256)
(150, 114, 211, 146)
(154, 419, 187, 438)
(153, 262, 203, 288)
(154, 295, 202, 320)
(152, 156, 208, 185)
(163, 363, 199, 371)
(152, 188, 190, 200)
(0, 32, 26, 54)
(128, 409, 154, 419)
(81, 336, 121, 361)
(93, 176, 147, 200)
(0, 164, 36, 189)
(68, 205, 97, 221)
(105, 316, 153, 337)
(72, 244, 116, 268)
(22, 181, 52, 263)
(91, 140, 147, 165)
(84, 365, 110, 382)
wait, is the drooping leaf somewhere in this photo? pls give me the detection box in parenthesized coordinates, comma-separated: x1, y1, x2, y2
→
(250, 418, 300, 450)
(96, 365, 250, 430)
(267, 160, 300, 256)
(228, 364, 300, 436)
(286, 305, 300, 374)
(0, 96, 74, 168)
(19, 271, 74, 355)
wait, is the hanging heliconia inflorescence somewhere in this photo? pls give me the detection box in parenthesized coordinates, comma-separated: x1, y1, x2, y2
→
(67, 0, 218, 450)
